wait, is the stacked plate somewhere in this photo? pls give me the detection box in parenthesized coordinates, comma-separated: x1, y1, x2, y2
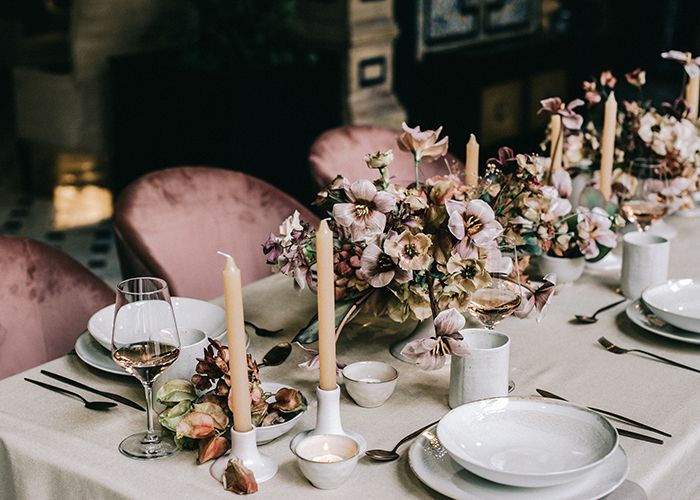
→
(75, 297, 229, 376)
(409, 397, 629, 499)
(626, 279, 700, 344)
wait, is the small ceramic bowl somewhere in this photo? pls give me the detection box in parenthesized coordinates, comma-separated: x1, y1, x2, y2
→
(342, 361, 398, 408)
(538, 254, 585, 284)
(255, 382, 307, 445)
(290, 433, 360, 489)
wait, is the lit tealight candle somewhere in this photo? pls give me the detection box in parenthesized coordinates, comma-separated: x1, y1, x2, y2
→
(295, 435, 358, 464)
(312, 443, 344, 463)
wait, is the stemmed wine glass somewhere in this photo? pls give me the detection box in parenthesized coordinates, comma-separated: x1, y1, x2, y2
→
(618, 159, 670, 231)
(467, 273, 522, 330)
(112, 277, 180, 460)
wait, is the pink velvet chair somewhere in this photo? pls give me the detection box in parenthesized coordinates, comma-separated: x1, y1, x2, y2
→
(114, 167, 319, 300)
(0, 236, 114, 380)
(309, 125, 465, 188)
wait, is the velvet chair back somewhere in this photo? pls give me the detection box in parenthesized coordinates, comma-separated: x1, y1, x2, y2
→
(309, 125, 465, 188)
(114, 167, 319, 300)
(0, 236, 114, 379)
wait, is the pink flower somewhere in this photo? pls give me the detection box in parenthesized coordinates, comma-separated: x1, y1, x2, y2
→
(662, 50, 700, 78)
(539, 97, 585, 130)
(576, 207, 618, 259)
(384, 230, 433, 271)
(296, 342, 346, 374)
(396, 122, 449, 162)
(357, 241, 412, 287)
(625, 68, 646, 87)
(550, 168, 573, 198)
(582, 80, 601, 107)
(446, 199, 503, 257)
(600, 70, 617, 88)
(332, 180, 396, 241)
(400, 308, 468, 370)
(516, 274, 557, 322)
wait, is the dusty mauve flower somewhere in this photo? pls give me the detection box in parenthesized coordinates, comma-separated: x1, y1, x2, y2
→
(396, 122, 449, 162)
(384, 230, 433, 271)
(332, 179, 396, 240)
(445, 199, 503, 257)
(661, 50, 700, 77)
(576, 207, 618, 259)
(223, 458, 258, 495)
(516, 274, 557, 322)
(445, 253, 491, 293)
(357, 242, 412, 287)
(600, 70, 617, 88)
(625, 68, 646, 87)
(550, 168, 573, 198)
(364, 149, 394, 169)
(400, 308, 468, 370)
(540, 97, 585, 130)
(582, 80, 601, 106)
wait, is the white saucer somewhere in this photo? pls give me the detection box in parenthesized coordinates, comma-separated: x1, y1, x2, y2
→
(408, 426, 628, 500)
(75, 331, 128, 376)
(626, 300, 700, 345)
(74, 330, 251, 376)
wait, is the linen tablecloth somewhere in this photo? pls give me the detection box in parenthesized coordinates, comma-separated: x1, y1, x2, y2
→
(1, 217, 699, 499)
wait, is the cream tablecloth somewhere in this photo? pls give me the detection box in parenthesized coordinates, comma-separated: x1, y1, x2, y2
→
(1, 217, 699, 500)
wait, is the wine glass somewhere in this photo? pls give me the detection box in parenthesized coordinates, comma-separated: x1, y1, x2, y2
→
(112, 277, 180, 460)
(467, 273, 522, 330)
(618, 159, 670, 231)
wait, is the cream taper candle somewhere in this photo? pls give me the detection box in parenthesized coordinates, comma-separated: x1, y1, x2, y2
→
(219, 251, 252, 432)
(686, 76, 699, 120)
(599, 92, 617, 199)
(465, 134, 479, 187)
(549, 113, 563, 171)
(316, 220, 336, 391)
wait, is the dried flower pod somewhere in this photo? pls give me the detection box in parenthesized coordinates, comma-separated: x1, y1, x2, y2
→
(272, 388, 306, 413)
(176, 412, 220, 439)
(261, 410, 285, 427)
(197, 435, 230, 464)
(191, 373, 211, 391)
(193, 402, 229, 430)
(156, 379, 197, 406)
(214, 378, 230, 397)
(158, 399, 193, 432)
(223, 458, 258, 495)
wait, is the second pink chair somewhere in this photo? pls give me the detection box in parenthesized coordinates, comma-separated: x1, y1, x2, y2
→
(309, 125, 465, 188)
(114, 167, 319, 300)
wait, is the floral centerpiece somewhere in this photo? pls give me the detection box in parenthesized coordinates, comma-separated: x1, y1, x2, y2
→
(263, 124, 557, 368)
(156, 339, 305, 468)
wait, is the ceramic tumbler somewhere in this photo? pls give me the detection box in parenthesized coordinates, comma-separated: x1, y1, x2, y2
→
(449, 329, 510, 408)
(621, 232, 670, 299)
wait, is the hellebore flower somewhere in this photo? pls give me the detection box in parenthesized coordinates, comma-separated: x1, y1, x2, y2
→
(400, 308, 468, 370)
(445, 199, 503, 257)
(384, 230, 434, 271)
(539, 97, 585, 130)
(625, 68, 647, 87)
(332, 179, 396, 241)
(662, 50, 700, 77)
(396, 122, 449, 163)
(357, 241, 412, 287)
(364, 149, 394, 169)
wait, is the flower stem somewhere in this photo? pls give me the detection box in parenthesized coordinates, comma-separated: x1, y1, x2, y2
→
(414, 157, 421, 187)
(334, 290, 375, 341)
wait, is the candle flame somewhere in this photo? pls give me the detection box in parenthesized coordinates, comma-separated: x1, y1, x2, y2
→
(323, 442, 329, 452)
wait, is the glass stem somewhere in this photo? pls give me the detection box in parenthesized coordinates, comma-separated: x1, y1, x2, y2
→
(142, 382, 159, 443)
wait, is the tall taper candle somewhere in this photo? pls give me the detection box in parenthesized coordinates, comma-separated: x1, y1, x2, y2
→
(465, 134, 479, 187)
(219, 251, 252, 432)
(549, 113, 563, 171)
(686, 75, 699, 120)
(599, 92, 617, 199)
(316, 220, 336, 391)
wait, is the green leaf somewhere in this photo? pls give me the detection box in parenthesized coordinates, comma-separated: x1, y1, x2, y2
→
(586, 245, 612, 263)
(579, 187, 606, 209)
(293, 298, 363, 344)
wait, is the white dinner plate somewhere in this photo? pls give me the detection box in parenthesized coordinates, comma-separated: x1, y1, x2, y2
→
(409, 426, 628, 500)
(74, 330, 250, 377)
(626, 299, 700, 345)
(436, 397, 618, 488)
(88, 297, 227, 350)
(642, 279, 700, 333)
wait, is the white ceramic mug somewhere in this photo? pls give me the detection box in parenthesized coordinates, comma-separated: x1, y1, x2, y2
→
(449, 329, 510, 408)
(621, 232, 670, 299)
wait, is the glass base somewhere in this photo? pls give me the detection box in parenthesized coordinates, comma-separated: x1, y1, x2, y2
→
(118, 432, 178, 460)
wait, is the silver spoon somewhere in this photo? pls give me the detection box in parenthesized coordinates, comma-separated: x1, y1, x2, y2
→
(25, 378, 117, 411)
(574, 298, 626, 323)
(257, 342, 292, 368)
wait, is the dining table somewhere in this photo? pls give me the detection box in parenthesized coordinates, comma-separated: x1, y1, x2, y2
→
(1, 215, 699, 500)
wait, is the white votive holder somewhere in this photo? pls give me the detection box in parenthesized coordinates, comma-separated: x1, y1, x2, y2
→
(307, 385, 366, 452)
(290, 433, 360, 489)
(210, 428, 277, 484)
(342, 361, 398, 408)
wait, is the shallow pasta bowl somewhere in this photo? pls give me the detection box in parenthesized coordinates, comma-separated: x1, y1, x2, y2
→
(642, 279, 700, 333)
(88, 297, 227, 350)
(436, 397, 618, 488)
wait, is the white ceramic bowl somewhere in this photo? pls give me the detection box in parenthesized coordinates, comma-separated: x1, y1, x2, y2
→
(538, 255, 585, 284)
(255, 382, 307, 445)
(642, 279, 700, 333)
(290, 433, 360, 489)
(436, 397, 618, 488)
(342, 361, 398, 408)
(88, 297, 227, 350)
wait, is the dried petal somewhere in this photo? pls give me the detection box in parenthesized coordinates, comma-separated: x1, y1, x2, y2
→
(272, 388, 306, 413)
(261, 410, 285, 426)
(198, 435, 230, 464)
(223, 458, 258, 495)
(176, 412, 218, 439)
(158, 399, 193, 432)
(156, 379, 196, 406)
(193, 402, 229, 430)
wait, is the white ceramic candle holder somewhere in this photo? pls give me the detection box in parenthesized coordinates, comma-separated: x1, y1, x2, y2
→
(210, 428, 277, 484)
(290, 433, 361, 489)
(308, 385, 365, 450)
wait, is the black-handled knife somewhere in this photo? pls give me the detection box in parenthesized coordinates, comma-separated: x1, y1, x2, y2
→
(41, 370, 145, 412)
(536, 389, 671, 437)
(617, 428, 663, 445)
